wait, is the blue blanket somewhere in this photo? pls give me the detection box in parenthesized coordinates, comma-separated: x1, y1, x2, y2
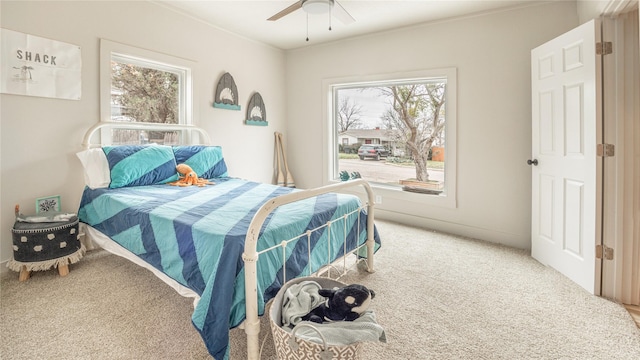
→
(78, 177, 380, 359)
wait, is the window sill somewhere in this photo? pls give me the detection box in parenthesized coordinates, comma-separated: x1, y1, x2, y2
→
(329, 179, 456, 209)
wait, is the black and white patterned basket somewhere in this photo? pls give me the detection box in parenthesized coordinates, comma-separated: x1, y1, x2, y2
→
(7, 216, 84, 273)
(269, 277, 364, 360)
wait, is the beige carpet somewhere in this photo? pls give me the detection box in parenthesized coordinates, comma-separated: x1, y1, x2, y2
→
(2, 220, 640, 359)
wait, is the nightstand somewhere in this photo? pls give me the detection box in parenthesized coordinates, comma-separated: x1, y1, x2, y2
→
(7, 216, 85, 281)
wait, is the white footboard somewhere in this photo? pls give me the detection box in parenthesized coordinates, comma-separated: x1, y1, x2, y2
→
(242, 179, 376, 360)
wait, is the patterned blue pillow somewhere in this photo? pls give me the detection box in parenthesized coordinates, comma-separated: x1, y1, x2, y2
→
(172, 146, 228, 179)
(103, 145, 178, 188)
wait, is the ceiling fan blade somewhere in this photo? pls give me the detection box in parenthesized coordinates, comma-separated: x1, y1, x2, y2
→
(267, 1, 303, 21)
(333, 1, 355, 25)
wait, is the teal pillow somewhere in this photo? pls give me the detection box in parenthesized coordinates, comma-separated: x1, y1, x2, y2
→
(172, 146, 228, 179)
(103, 145, 178, 188)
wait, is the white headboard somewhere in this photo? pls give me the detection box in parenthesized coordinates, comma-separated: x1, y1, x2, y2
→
(82, 122, 211, 149)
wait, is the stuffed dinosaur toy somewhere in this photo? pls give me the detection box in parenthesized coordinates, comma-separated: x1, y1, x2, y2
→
(169, 164, 215, 187)
(302, 283, 375, 324)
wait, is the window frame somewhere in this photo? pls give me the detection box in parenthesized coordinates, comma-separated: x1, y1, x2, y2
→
(322, 67, 457, 209)
(99, 39, 194, 126)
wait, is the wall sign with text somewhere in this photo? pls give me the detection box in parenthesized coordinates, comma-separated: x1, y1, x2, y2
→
(1, 28, 82, 100)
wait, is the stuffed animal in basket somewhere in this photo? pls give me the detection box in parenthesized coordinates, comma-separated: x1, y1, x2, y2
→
(169, 164, 214, 187)
(302, 283, 375, 324)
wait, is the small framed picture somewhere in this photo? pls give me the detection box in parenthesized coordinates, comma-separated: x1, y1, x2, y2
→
(36, 195, 61, 213)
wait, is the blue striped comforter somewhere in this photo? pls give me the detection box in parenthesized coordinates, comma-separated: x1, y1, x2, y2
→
(78, 177, 380, 359)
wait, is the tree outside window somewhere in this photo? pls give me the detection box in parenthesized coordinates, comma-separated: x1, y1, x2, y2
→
(111, 60, 179, 125)
(108, 53, 187, 145)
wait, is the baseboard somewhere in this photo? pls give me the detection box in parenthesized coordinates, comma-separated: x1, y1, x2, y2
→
(624, 304, 640, 329)
(375, 209, 531, 250)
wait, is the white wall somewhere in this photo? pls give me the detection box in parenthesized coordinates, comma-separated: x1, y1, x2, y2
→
(0, 1, 584, 264)
(0, 1, 286, 264)
(577, 0, 610, 23)
(285, 1, 579, 249)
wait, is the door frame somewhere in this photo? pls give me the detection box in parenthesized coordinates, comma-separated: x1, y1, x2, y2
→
(600, 8, 640, 305)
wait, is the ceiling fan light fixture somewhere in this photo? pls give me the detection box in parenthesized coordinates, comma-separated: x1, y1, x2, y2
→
(302, 0, 333, 15)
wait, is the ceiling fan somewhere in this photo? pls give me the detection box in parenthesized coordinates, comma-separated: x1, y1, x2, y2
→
(267, 0, 355, 25)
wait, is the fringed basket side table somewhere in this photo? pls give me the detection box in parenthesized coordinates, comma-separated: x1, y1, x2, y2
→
(7, 216, 85, 281)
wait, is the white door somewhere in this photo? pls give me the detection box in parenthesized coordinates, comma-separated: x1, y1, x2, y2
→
(530, 19, 601, 294)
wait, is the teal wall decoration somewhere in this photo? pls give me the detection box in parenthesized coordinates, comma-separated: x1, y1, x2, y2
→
(213, 72, 240, 110)
(245, 92, 267, 126)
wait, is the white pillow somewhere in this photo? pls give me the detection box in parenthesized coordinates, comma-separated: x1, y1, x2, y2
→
(76, 148, 111, 189)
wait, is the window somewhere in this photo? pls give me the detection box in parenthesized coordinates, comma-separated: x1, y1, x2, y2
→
(100, 40, 194, 145)
(324, 68, 457, 207)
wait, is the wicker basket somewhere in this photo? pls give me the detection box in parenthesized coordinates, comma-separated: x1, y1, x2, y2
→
(269, 277, 364, 360)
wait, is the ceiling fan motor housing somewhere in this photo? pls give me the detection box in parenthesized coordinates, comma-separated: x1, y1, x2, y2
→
(302, 0, 334, 14)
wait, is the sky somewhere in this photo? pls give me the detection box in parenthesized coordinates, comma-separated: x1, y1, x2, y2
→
(338, 87, 391, 129)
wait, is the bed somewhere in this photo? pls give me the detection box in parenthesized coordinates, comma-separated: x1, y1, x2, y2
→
(76, 122, 380, 360)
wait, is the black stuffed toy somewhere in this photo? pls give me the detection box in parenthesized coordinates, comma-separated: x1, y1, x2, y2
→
(302, 284, 375, 324)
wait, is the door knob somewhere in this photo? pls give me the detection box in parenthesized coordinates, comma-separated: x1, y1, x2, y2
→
(527, 159, 538, 166)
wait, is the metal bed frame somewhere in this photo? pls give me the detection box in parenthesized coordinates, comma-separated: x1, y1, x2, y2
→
(82, 122, 376, 359)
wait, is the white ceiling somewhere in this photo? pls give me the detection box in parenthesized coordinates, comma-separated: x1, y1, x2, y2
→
(155, 0, 547, 50)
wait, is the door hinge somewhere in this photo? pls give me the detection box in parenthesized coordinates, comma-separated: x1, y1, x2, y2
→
(597, 143, 615, 157)
(596, 41, 613, 55)
(596, 244, 614, 260)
